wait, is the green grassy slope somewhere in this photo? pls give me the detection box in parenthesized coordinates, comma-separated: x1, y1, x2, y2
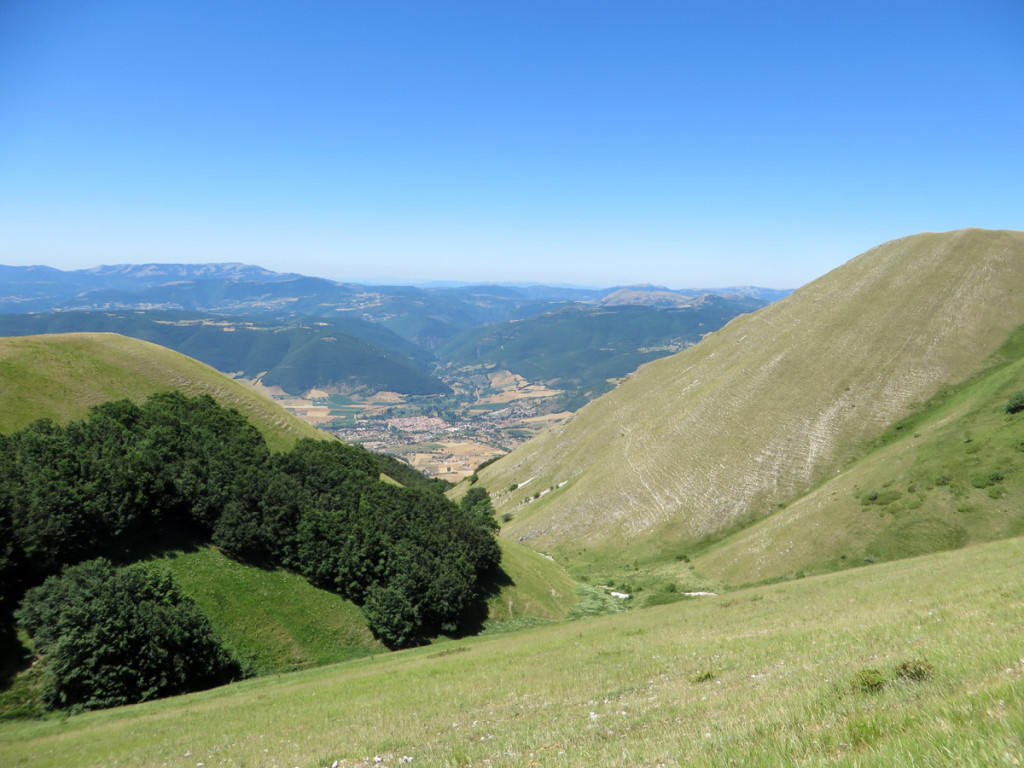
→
(0, 332, 325, 451)
(694, 324, 1024, 584)
(484, 538, 578, 628)
(481, 229, 1024, 561)
(157, 541, 577, 675)
(2, 535, 1022, 767)
(155, 547, 383, 675)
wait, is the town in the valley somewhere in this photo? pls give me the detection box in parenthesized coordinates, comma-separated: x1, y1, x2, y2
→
(253, 368, 575, 481)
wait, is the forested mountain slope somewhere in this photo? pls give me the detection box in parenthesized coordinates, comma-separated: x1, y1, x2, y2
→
(438, 296, 765, 397)
(479, 229, 1024, 559)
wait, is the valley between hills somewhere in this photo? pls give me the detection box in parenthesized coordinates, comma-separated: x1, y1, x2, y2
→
(2, 228, 1024, 767)
(0, 275, 774, 481)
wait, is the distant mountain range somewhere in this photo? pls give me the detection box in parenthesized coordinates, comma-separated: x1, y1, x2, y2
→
(0, 263, 789, 399)
(0, 263, 787, 320)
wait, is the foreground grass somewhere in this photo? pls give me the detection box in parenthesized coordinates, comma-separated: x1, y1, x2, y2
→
(3, 537, 1023, 767)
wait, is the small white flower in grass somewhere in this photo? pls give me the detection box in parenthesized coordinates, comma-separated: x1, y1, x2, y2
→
(589, 711, 599, 720)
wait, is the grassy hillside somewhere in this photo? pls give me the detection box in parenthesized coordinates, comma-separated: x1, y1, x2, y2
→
(2, 534, 1022, 766)
(159, 540, 577, 674)
(0, 332, 325, 451)
(481, 229, 1024, 562)
(483, 538, 578, 629)
(155, 547, 383, 675)
(694, 323, 1024, 584)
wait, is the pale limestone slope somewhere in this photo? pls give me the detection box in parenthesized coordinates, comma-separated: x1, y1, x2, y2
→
(482, 229, 1024, 555)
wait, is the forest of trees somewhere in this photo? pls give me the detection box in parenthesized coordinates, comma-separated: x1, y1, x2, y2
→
(0, 392, 501, 710)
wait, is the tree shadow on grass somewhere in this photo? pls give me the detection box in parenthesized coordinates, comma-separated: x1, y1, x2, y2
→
(0, 611, 31, 690)
(447, 565, 515, 640)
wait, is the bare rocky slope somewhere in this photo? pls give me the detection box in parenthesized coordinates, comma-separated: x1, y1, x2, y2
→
(479, 229, 1024, 558)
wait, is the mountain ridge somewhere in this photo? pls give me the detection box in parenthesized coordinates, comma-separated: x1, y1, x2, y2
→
(480, 228, 1024, 559)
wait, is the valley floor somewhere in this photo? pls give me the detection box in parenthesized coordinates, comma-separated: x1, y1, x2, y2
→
(251, 370, 574, 480)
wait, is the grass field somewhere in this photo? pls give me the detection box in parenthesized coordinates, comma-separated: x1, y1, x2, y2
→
(3, 536, 1022, 767)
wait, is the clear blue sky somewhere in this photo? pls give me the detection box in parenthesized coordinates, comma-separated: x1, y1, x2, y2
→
(2, 1, 1022, 289)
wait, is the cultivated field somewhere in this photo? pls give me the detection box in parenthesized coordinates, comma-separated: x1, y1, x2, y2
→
(3, 536, 1022, 767)
(257, 370, 572, 480)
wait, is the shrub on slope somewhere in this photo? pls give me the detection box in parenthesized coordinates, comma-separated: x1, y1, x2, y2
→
(16, 559, 241, 711)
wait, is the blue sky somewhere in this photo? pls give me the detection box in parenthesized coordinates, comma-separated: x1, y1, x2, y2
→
(1, 1, 1022, 289)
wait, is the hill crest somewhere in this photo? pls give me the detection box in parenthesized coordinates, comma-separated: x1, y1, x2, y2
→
(0, 332, 325, 451)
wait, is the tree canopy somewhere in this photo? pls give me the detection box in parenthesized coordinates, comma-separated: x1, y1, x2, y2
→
(3, 392, 502, 709)
(16, 558, 242, 711)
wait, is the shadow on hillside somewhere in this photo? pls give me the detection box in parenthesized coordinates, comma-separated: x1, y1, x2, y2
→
(449, 565, 515, 640)
(0, 612, 31, 689)
(117, 528, 207, 567)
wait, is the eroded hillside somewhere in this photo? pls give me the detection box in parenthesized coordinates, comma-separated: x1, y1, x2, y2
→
(481, 229, 1024, 558)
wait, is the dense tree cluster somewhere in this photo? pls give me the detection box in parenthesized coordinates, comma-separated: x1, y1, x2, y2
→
(0, 392, 267, 599)
(15, 558, 242, 711)
(2, 392, 501, 697)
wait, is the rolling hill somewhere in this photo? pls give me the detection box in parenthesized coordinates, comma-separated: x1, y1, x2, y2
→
(0, 332, 325, 451)
(0, 312, 450, 396)
(478, 229, 1024, 565)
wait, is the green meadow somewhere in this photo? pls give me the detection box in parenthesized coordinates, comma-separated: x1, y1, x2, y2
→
(3, 536, 1022, 767)
(157, 547, 383, 675)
